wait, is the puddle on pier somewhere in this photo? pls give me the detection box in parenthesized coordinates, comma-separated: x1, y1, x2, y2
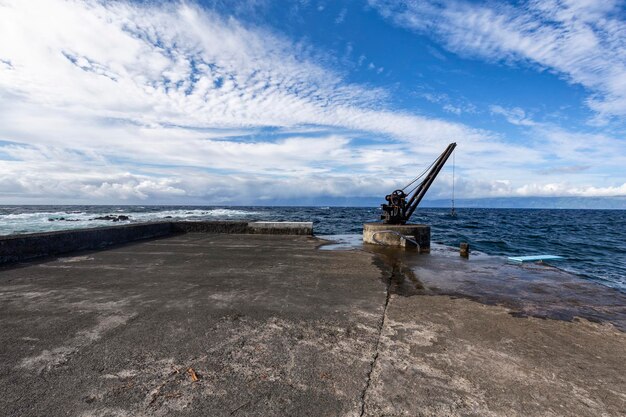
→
(319, 234, 626, 330)
(317, 234, 364, 251)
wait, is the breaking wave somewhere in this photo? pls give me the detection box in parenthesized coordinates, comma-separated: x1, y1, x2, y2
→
(0, 207, 260, 235)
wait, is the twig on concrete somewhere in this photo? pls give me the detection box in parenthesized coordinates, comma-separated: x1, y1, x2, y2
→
(230, 400, 251, 415)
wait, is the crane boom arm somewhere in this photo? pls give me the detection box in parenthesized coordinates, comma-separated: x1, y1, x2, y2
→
(404, 142, 456, 221)
(380, 142, 456, 225)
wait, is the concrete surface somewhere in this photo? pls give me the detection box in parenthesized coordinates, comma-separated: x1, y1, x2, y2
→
(1, 234, 625, 417)
(364, 295, 626, 417)
(1, 234, 383, 417)
(363, 223, 430, 251)
(247, 222, 313, 235)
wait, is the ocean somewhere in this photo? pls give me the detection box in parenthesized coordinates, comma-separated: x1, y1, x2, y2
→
(0, 205, 624, 293)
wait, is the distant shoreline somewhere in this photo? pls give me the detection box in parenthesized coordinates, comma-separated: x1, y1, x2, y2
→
(1, 195, 626, 210)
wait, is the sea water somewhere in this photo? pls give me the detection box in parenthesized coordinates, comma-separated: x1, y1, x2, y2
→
(0, 205, 624, 293)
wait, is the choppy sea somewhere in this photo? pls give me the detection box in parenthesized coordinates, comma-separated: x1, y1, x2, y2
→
(1, 205, 624, 293)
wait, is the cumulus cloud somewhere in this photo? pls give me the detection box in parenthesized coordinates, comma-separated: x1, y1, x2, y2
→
(514, 182, 626, 197)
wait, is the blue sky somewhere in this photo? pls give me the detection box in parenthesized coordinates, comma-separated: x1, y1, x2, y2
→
(0, 0, 624, 205)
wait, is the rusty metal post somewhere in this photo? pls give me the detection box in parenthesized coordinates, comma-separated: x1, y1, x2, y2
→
(460, 242, 470, 258)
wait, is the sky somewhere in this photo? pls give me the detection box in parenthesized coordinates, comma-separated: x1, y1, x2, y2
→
(0, 0, 625, 206)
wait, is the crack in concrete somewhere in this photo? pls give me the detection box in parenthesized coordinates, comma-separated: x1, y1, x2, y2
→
(359, 267, 393, 417)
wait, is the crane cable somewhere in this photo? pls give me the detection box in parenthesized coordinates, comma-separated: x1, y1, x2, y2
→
(405, 176, 427, 197)
(451, 147, 456, 217)
(401, 155, 439, 193)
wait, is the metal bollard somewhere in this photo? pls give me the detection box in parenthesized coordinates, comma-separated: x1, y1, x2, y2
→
(460, 242, 470, 258)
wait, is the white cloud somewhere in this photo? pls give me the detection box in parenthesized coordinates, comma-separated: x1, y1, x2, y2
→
(422, 92, 476, 115)
(0, 0, 495, 140)
(514, 182, 626, 197)
(490, 105, 536, 126)
(0, 0, 623, 203)
(371, 0, 626, 123)
(335, 7, 347, 24)
(442, 104, 461, 115)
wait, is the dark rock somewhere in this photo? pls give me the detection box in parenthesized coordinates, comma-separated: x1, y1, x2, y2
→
(91, 215, 130, 222)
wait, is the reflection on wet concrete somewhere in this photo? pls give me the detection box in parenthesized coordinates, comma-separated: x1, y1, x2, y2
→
(320, 235, 626, 331)
(317, 234, 364, 251)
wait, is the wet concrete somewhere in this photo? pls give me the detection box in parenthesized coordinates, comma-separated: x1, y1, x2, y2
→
(1, 234, 625, 416)
(371, 243, 626, 330)
(362, 223, 430, 250)
(319, 235, 626, 330)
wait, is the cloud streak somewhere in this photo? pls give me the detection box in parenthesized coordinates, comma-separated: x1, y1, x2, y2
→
(1, 0, 482, 139)
(371, 0, 626, 123)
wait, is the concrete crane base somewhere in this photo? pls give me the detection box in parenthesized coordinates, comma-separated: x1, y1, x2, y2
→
(363, 223, 430, 252)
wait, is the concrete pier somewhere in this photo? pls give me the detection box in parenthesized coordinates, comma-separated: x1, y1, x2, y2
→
(1, 232, 624, 416)
(0, 221, 313, 265)
(362, 222, 430, 251)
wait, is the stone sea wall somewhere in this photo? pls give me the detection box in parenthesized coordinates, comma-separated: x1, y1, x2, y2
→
(0, 221, 313, 265)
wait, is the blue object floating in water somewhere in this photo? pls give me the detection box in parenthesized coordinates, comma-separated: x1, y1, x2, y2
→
(507, 255, 564, 263)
